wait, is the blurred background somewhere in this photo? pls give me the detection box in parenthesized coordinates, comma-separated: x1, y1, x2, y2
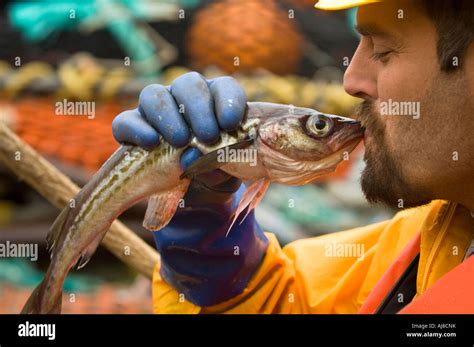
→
(0, 0, 394, 313)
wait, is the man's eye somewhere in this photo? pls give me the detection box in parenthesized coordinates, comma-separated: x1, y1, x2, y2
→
(370, 50, 393, 62)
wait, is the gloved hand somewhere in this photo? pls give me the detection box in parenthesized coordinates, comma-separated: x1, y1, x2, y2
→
(112, 72, 269, 306)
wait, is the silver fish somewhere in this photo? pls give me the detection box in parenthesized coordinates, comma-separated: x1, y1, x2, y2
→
(22, 102, 364, 314)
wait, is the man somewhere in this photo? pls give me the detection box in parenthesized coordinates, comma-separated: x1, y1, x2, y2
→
(112, 0, 474, 313)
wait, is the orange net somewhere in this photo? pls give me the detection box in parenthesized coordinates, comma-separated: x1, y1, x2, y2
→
(3, 98, 134, 173)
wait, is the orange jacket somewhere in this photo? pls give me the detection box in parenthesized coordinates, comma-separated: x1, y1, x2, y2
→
(152, 200, 474, 313)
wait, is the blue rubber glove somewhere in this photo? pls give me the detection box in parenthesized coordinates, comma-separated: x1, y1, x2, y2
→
(112, 72, 269, 306)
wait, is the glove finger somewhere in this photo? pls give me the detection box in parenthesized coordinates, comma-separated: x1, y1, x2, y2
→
(139, 84, 190, 148)
(171, 72, 220, 144)
(209, 76, 247, 131)
(112, 108, 161, 149)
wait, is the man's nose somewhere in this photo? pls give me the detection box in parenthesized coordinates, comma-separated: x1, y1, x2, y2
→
(343, 43, 378, 101)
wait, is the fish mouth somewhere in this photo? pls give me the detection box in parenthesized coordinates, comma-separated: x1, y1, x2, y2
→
(258, 135, 363, 185)
(322, 136, 362, 168)
(291, 137, 362, 184)
(337, 136, 363, 156)
(340, 126, 365, 151)
(328, 124, 365, 153)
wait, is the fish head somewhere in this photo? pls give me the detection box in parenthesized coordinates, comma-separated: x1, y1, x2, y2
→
(256, 107, 364, 185)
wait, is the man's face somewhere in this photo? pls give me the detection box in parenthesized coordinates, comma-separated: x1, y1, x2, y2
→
(344, 0, 474, 209)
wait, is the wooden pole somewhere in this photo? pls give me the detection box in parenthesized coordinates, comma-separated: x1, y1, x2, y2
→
(0, 122, 160, 279)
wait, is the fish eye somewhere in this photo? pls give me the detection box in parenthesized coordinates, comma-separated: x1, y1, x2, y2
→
(306, 114, 334, 138)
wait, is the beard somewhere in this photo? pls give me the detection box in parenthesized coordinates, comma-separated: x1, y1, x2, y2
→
(356, 101, 431, 209)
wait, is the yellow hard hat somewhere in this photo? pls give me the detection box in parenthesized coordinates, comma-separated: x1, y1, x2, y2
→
(315, 0, 381, 10)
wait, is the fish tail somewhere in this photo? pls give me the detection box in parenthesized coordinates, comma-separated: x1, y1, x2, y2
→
(21, 280, 62, 314)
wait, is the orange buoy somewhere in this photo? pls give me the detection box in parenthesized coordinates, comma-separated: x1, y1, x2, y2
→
(187, 0, 304, 74)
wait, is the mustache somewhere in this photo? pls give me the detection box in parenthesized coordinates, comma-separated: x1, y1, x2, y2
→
(354, 101, 384, 135)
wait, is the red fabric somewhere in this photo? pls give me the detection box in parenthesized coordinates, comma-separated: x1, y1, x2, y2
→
(399, 256, 474, 314)
(358, 233, 421, 314)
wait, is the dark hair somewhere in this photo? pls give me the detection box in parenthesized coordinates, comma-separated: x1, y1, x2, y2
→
(422, 0, 474, 72)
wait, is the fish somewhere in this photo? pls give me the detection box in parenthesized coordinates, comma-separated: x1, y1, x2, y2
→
(21, 102, 364, 314)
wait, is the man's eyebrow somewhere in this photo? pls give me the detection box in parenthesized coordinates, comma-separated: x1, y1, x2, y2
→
(355, 23, 393, 38)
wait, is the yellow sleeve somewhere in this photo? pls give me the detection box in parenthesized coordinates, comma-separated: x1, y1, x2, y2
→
(152, 221, 387, 314)
(152, 203, 434, 314)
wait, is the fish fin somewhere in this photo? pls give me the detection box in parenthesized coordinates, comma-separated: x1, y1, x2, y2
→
(21, 280, 62, 314)
(21, 281, 44, 314)
(180, 138, 254, 180)
(46, 205, 71, 255)
(226, 178, 270, 237)
(76, 232, 105, 270)
(143, 180, 191, 232)
(238, 179, 270, 225)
